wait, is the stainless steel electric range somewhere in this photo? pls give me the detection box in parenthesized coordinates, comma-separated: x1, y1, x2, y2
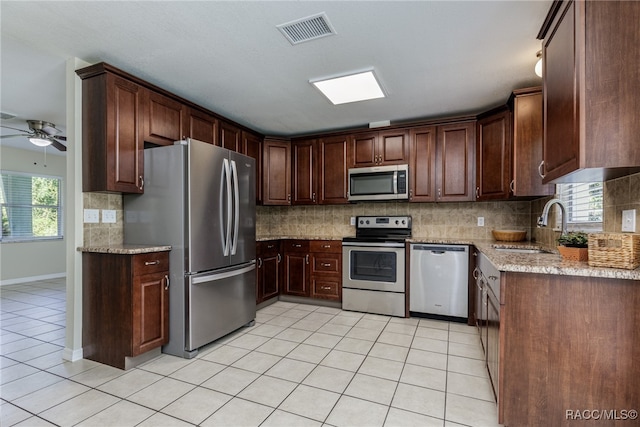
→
(342, 215, 411, 317)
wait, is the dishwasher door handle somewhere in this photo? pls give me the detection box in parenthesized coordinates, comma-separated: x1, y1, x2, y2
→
(430, 250, 446, 255)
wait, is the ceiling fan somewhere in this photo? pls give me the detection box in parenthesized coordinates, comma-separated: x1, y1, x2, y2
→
(0, 120, 67, 151)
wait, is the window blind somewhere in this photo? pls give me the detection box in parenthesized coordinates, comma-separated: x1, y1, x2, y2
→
(557, 182, 603, 229)
(1, 171, 63, 241)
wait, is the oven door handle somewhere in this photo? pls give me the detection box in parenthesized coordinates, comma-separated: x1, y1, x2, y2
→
(342, 241, 405, 248)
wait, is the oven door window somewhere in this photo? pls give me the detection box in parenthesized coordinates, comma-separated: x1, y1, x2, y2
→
(350, 250, 397, 282)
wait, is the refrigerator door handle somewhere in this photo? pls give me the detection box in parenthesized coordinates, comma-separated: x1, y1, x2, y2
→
(222, 158, 232, 257)
(230, 159, 240, 255)
(191, 263, 256, 284)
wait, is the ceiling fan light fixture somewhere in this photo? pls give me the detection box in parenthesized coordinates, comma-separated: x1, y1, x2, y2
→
(29, 136, 52, 147)
(534, 50, 543, 78)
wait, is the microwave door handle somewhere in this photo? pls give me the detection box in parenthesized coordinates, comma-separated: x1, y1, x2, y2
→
(393, 171, 398, 195)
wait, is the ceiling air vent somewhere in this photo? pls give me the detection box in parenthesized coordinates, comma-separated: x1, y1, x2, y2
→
(277, 12, 336, 45)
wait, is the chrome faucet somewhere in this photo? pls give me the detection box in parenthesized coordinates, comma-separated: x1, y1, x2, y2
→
(537, 198, 568, 236)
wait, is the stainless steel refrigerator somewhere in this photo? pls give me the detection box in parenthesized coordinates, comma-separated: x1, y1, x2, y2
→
(124, 138, 256, 358)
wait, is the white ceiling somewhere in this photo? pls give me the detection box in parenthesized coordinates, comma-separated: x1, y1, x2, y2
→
(0, 1, 551, 154)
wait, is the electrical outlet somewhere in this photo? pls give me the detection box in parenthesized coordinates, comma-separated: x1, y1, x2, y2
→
(102, 209, 117, 224)
(622, 209, 636, 232)
(83, 209, 99, 223)
(477, 217, 485, 227)
(350, 217, 356, 226)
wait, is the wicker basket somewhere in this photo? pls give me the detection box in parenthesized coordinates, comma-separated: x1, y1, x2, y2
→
(588, 233, 640, 270)
(492, 230, 527, 242)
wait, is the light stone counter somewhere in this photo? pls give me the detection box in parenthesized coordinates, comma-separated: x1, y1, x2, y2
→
(78, 244, 171, 255)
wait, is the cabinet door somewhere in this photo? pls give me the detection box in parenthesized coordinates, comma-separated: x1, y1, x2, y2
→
(132, 271, 169, 356)
(542, 0, 579, 182)
(409, 126, 437, 202)
(261, 253, 281, 301)
(143, 90, 184, 146)
(242, 131, 263, 203)
(106, 74, 143, 193)
(436, 122, 475, 201)
(476, 109, 511, 201)
(378, 129, 409, 165)
(351, 132, 378, 167)
(318, 135, 349, 204)
(219, 120, 242, 152)
(184, 107, 218, 145)
(292, 139, 317, 205)
(263, 139, 291, 205)
(512, 89, 555, 197)
(283, 252, 309, 297)
(487, 289, 500, 401)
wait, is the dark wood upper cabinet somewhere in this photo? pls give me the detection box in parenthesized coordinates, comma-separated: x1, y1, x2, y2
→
(510, 87, 554, 197)
(242, 131, 263, 203)
(538, 0, 640, 183)
(292, 138, 317, 205)
(78, 68, 144, 193)
(263, 138, 291, 205)
(409, 126, 437, 202)
(219, 120, 242, 152)
(476, 107, 512, 201)
(183, 107, 218, 145)
(350, 129, 409, 167)
(142, 90, 183, 146)
(318, 135, 350, 204)
(436, 122, 475, 202)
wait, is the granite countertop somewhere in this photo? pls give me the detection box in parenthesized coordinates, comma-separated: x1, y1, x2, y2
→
(257, 236, 342, 241)
(408, 237, 640, 281)
(78, 244, 171, 255)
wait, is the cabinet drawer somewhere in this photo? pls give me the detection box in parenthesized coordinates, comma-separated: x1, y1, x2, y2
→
(284, 240, 309, 252)
(133, 252, 170, 276)
(311, 278, 341, 300)
(312, 256, 340, 274)
(310, 240, 342, 253)
(257, 240, 280, 257)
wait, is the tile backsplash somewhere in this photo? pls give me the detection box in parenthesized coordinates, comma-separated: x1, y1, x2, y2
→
(603, 172, 640, 233)
(257, 201, 532, 241)
(82, 193, 124, 247)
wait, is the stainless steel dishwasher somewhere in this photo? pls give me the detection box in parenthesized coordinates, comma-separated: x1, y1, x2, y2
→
(409, 244, 469, 320)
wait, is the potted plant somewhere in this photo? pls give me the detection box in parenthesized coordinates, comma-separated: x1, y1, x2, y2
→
(557, 231, 589, 261)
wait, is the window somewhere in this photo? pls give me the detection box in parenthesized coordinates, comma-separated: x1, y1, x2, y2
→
(1, 171, 63, 241)
(557, 182, 603, 231)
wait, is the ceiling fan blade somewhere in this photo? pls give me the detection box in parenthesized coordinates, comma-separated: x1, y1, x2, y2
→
(53, 135, 67, 141)
(0, 124, 30, 133)
(50, 139, 67, 152)
(0, 133, 30, 139)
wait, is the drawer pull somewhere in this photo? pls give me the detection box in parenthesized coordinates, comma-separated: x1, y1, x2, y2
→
(293, 244, 302, 248)
(267, 244, 274, 249)
(321, 263, 332, 267)
(322, 245, 331, 248)
(145, 260, 160, 266)
(321, 286, 332, 291)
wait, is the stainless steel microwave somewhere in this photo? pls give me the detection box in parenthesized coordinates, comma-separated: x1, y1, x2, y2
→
(348, 164, 409, 201)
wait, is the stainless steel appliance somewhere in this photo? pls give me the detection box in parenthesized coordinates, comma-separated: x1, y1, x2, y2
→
(342, 216, 411, 317)
(409, 244, 469, 320)
(124, 139, 256, 358)
(348, 164, 409, 202)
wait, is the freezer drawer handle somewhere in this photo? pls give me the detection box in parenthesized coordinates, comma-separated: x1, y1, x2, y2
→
(192, 264, 256, 284)
(145, 260, 160, 266)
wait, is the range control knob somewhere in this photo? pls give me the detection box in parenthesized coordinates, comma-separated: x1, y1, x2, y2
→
(402, 220, 406, 225)
(395, 220, 399, 225)
(366, 220, 370, 225)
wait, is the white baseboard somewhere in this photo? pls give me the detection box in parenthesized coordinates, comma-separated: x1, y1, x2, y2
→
(62, 347, 83, 362)
(0, 272, 66, 286)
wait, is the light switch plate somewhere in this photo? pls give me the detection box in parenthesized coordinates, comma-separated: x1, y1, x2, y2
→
(350, 217, 356, 226)
(102, 209, 117, 224)
(621, 209, 636, 232)
(477, 217, 485, 227)
(83, 209, 99, 223)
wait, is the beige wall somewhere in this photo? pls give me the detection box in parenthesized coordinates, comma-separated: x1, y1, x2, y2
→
(257, 200, 532, 241)
(1, 146, 67, 283)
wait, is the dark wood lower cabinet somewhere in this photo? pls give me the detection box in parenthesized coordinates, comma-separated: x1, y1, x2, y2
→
(256, 240, 281, 304)
(82, 251, 169, 369)
(310, 240, 342, 301)
(499, 272, 640, 426)
(283, 240, 310, 297)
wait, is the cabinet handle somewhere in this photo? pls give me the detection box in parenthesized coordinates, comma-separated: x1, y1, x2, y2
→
(305, 254, 309, 264)
(258, 258, 263, 268)
(164, 274, 170, 290)
(437, 188, 441, 199)
(510, 180, 515, 194)
(139, 175, 144, 191)
(293, 244, 302, 248)
(322, 263, 332, 267)
(475, 186, 480, 199)
(538, 160, 545, 179)
(472, 267, 480, 280)
(321, 286, 332, 291)
(322, 244, 331, 248)
(287, 194, 291, 202)
(267, 244, 274, 249)
(488, 275, 499, 281)
(312, 192, 316, 202)
(277, 253, 282, 263)
(409, 189, 413, 200)
(145, 260, 160, 266)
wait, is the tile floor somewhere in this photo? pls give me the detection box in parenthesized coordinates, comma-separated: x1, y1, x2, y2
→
(1, 279, 501, 427)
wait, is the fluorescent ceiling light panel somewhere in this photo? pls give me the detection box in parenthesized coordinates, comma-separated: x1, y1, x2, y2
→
(311, 71, 385, 105)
